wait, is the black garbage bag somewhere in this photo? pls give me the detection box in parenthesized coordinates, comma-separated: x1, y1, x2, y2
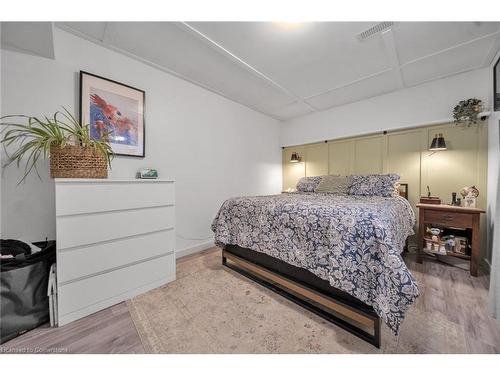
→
(0, 240, 56, 344)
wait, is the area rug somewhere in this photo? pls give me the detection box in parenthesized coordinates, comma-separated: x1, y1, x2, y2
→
(126, 249, 466, 354)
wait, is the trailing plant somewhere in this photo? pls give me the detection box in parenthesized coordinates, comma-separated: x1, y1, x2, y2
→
(453, 98, 483, 126)
(0, 108, 113, 183)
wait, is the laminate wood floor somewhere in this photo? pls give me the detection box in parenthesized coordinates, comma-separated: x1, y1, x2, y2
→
(1, 247, 499, 354)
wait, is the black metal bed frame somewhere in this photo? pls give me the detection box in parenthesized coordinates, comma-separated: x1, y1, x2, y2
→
(218, 183, 411, 349)
(222, 249, 381, 348)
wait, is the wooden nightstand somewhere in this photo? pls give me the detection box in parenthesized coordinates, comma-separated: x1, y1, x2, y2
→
(416, 203, 485, 276)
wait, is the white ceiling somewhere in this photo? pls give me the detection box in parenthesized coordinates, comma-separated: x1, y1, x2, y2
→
(1, 22, 55, 59)
(56, 22, 500, 121)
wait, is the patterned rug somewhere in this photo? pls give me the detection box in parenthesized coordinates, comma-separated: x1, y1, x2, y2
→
(127, 249, 467, 354)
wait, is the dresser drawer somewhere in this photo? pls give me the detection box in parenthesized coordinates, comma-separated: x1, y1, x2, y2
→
(424, 209, 472, 228)
(57, 205, 174, 249)
(57, 229, 175, 283)
(58, 252, 175, 323)
(56, 180, 174, 216)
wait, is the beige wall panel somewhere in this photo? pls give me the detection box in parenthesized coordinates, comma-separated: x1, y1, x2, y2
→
(354, 136, 384, 174)
(328, 140, 354, 175)
(422, 125, 480, 205)
(422, 123, 488, 260)
(387, 130, 423, 244)
(282, 147, 305, 190)
(282, 121, 488, 258)
(305, 143, 329, 177)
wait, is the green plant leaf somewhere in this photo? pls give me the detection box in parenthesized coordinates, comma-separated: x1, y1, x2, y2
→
(1, 108, 115, 183)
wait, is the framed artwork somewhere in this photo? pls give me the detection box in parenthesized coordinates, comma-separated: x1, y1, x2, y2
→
(80, 71, 145, 157)
(495, 57, 500, 112)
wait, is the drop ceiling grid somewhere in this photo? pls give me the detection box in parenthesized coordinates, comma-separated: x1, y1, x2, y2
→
(56, 22, 294, 120)
(56, 22, 500, 120)
(186, 21, 394, 99)
(177, 22, 314, 113)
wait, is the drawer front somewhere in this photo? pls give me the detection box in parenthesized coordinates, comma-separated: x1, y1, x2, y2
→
(57, 229, 175, 283)
(57, 205, 175, 249)
(56, 181, 174, 216)
(424, 209, 472, 228)
(58, 252, 175, 319)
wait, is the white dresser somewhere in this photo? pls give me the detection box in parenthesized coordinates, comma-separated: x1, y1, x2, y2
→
(54, 178, 175, 326)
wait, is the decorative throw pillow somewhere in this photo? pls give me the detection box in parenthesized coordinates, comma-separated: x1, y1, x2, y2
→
(296, 176, 323, 192)
(348, 174, 400, 197)
(314, 175, 351, 194)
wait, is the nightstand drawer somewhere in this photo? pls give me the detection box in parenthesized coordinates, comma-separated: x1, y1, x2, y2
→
(424, 209, 472, 228)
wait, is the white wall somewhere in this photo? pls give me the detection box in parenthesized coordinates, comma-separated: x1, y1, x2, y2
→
(0, 26, 2, 239)
(487, 111, 499, 265)
(0, 28, 282, 255)
(487, 49, 500, 267)
(281, 68, 491, 146)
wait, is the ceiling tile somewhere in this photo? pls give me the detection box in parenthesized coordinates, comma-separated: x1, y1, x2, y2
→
(102, 22, 296, 114)
(53, 22, 500, 120)
(57, 22, 107, 41)
(1, 22, 55, 59)
(393, 22, 500, 64)
(267, 101, 314, 120)
(401, 33, 499, 86)
(186, 22, 394, 98)
(306, 70, 401, 110)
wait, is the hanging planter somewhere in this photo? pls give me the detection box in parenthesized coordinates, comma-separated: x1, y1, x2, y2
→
(452, 98, 483, 126)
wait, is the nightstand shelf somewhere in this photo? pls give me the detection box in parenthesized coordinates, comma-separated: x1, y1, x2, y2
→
(445, 251, 471, 260)
(416, 203, 485, 276)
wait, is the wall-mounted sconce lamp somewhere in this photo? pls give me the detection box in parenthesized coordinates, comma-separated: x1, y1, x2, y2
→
(429, 133, 447, 151)
(290, 152, 301, 163)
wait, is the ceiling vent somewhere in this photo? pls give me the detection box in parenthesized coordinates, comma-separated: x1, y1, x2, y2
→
(357, 22, 394, 41)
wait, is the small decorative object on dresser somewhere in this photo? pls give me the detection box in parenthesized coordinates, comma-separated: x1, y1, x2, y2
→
(451, 192, 458, 206)
(417, 203, 485, 276)
(139, 168, 159, 179)
(460, 185, 479, 208)
(420, 185, 441, 204)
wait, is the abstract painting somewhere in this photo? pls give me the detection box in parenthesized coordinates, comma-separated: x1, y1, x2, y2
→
(80, 71, 145, 157)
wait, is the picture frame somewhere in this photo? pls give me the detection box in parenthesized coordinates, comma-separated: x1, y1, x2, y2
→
(494, 57, 500, 112)
(80, 71, 146, 157)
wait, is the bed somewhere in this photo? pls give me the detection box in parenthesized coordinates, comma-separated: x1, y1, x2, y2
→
(211, 181, 419, 348)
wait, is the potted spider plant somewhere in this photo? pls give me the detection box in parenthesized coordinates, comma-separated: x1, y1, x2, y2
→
(1, 108, 113, 183)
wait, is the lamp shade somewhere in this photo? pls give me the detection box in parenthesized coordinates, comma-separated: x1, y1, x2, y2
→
(290, 152, 300, 163)
(429, 133, 447, 151)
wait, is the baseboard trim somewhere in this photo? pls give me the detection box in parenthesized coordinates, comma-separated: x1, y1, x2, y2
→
(175, 240, 214, 259)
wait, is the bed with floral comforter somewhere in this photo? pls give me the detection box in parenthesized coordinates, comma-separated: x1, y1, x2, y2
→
(211, 192, 419, 334)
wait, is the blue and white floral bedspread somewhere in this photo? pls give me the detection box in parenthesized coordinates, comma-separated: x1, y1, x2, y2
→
(211, 193, 419, 334)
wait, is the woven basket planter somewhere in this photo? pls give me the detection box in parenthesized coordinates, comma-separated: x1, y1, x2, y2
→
(50, 145, 108, 179)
